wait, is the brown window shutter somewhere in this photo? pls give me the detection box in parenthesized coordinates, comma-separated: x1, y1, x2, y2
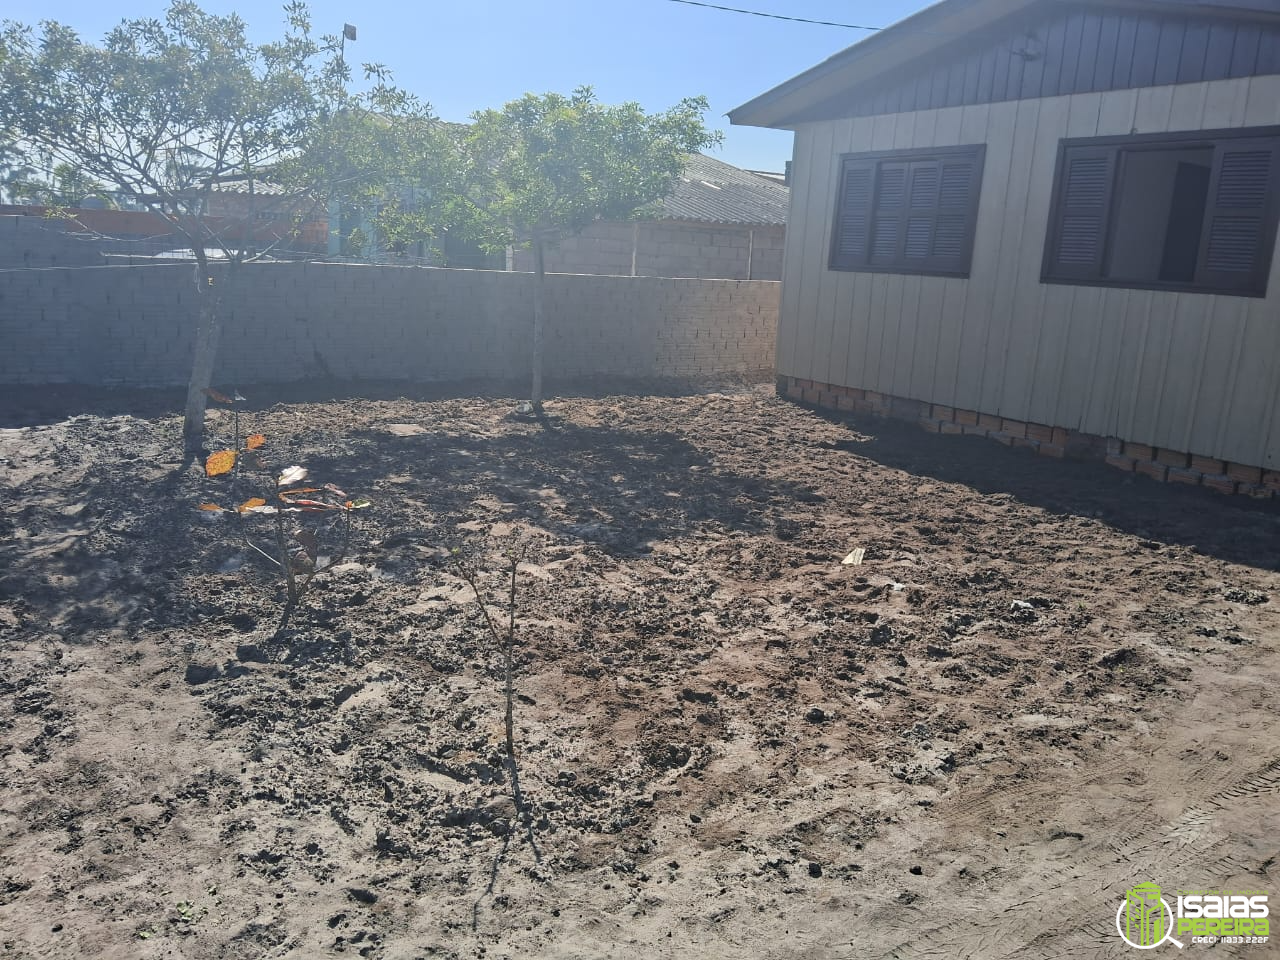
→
(935, 152, 983, 267)
(829, 157, 876, 270)
(903, 160, 941, 261)
(1046, 144, 1117, 280)
(1197, 139, 1280, 294)
(870, 161, 909, 266)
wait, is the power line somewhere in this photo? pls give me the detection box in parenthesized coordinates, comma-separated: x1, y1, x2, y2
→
(663, 0, 884, 31)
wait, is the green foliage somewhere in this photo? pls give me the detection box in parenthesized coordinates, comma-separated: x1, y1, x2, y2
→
(13, 162, 114, 207)
(0, 0, 444, 261)
(0, 1, 448, 449)
(0, 135, 36, 204)
(310, 113, 465, 258)
(460, 86, 722, 249)
(455, 86, 720, 405)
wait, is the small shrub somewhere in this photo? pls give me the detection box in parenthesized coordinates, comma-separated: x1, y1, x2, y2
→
(198, 389, 369, 612)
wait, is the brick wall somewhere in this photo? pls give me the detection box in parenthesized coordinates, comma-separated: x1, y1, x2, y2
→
(0, 261, 780, 387)
(512, 220, 786, 281)
(779, 374, 1279, 500)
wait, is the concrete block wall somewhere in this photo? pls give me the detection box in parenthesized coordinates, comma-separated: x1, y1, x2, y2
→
(512, 221, 786, 281)
(515, 223, 637, 278)
(0, 215, 107, 269)
(743, 227, 785, 283)
(0, 261, 780, 387)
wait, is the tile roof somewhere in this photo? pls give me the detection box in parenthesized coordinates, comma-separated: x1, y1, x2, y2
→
(659, 153, 789, 226)
(207, 177, 290, 196)
(199, 156, 790, 225)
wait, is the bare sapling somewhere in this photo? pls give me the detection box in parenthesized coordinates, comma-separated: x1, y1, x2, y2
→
(456, 544, 545, 930)
(454, 545, 527, 762)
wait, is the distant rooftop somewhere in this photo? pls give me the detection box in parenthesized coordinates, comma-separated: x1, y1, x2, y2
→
(206, 177, 290, 196)
(199, 155, 791, 226)
(660, 154, 790, 227)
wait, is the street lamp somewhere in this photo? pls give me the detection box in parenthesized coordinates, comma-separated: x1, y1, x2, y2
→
(339, 23, 356, 70)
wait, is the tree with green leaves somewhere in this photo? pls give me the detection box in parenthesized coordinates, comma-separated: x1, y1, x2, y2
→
(463, 87, 720, 408)
(0, 1, 449, 454)
(316, 113, 467, 262)
(0, 135, 36, 204)
(12, 162, 113, 207)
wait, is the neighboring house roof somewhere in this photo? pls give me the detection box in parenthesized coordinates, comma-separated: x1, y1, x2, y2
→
(730, 0, 1280, 129)
(659, 153, 790, 226)
(203, 154, 790, 227)
(206, 177, 290, 196)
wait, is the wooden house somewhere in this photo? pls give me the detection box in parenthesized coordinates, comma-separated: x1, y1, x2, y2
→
(731, 0, 1280, 491)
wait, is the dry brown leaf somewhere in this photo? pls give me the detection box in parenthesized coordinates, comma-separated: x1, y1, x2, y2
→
(197, 503, 225, 512)
(246, 434, 266, 450)
(205, 450, 237, 477)
(278, 487, 321, 497)
(237, 497, 267, 513)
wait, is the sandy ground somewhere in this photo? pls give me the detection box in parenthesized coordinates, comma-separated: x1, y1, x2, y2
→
(0, 379, 1277, 960)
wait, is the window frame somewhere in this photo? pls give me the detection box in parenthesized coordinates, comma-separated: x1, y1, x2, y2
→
(827, 143, 987, 279)
(1041, 125, 1280, 299)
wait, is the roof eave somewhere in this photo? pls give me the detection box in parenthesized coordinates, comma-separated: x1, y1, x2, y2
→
(728, 0, 1032, 129)
(728, 0, 1280, 130)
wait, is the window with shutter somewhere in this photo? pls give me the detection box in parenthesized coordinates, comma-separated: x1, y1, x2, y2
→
(829, 144, 986, 277)
(1042, 126, 1280, 297)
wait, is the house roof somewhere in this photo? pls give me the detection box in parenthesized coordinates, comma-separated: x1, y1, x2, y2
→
(745, 169, 788, 186)
(658, 153, 790, 226)
(207, 177, 290, 196)
(730, 0, 1280, 129)
(195, 156, 788, 226)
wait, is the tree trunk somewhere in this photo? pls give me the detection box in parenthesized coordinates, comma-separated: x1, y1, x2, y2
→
(531, 237, 546, 409)
(182, 255, 224, 455)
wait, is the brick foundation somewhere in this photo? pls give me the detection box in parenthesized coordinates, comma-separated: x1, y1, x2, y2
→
(777, 374, 1273, 501)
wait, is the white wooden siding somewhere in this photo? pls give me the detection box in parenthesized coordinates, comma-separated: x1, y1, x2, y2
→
(778, 75, 1280, 467)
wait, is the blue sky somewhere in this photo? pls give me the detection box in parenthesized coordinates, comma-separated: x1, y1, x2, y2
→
(8, 1, 934, 172)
